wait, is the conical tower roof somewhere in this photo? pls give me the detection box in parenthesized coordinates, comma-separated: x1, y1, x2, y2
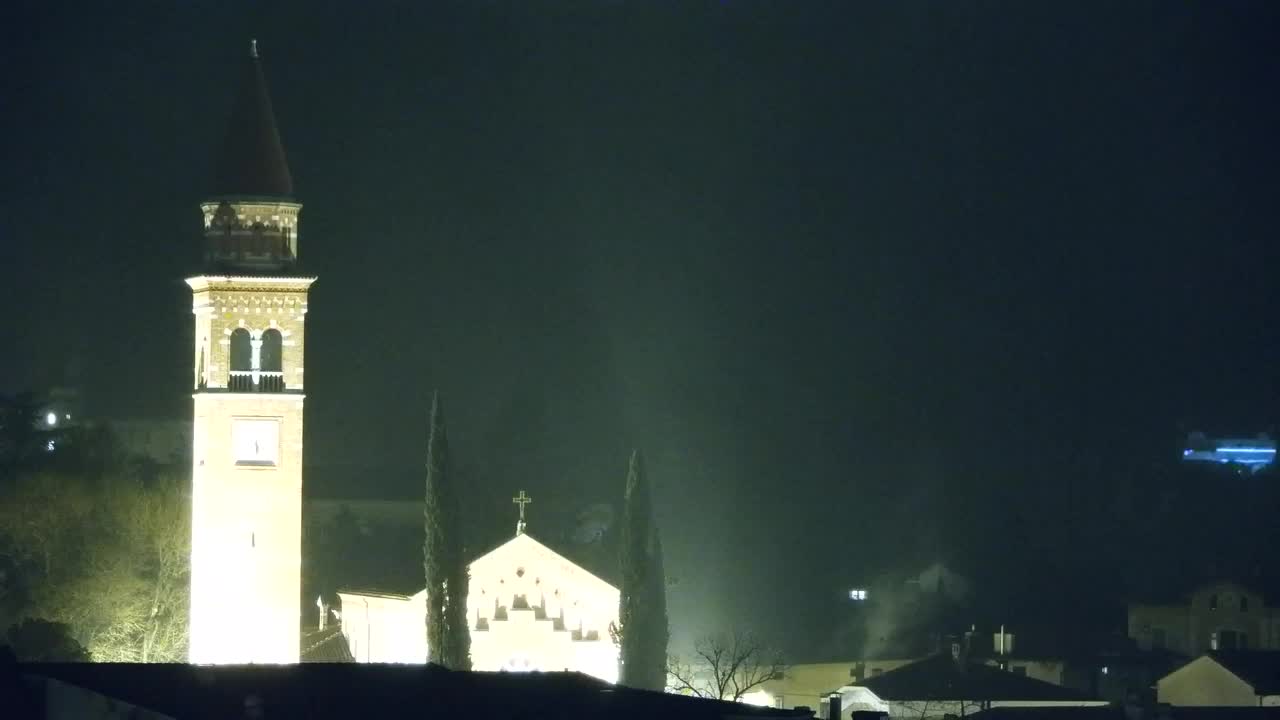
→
(212, 40, 293, 198)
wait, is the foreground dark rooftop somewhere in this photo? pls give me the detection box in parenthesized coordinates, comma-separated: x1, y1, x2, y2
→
(11, 661, 812, 720)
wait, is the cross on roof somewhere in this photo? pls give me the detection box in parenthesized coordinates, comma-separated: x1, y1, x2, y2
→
(512, 490, 531, 535)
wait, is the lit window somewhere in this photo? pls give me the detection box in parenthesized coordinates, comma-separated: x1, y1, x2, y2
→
(45, 440, 55, 452)
(849, 589, 868, 601)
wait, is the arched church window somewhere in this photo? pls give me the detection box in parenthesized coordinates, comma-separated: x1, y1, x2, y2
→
(229, 328, 252, 391)
(261, 329, 283, 372)
(260, 329, 284, 391)
(230, 329, 252, 371)
(213, 201, 237, 231)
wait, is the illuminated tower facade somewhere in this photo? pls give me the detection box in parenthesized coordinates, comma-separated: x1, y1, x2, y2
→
(187, 41, 313, 664)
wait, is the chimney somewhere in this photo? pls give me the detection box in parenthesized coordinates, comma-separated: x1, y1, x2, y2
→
(827, 692, 843, 720)
(994, 627, 1015, 657)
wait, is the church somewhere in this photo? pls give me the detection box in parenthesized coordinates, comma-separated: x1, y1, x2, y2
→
(337, 493, 621, 681)
(185, 42, 621, 676)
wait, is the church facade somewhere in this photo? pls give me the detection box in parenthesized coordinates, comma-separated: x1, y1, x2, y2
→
(187, 41, 314, 665)
(338, 509, 620, 682)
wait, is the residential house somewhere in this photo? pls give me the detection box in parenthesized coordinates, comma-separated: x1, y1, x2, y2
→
(1157, 651, 1280, 706)
(1129, 582, 1280, 656)
(822, 652, 1106, 719)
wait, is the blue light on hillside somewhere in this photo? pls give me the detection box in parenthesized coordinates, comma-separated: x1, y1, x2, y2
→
(1182, 433, 1276, 473)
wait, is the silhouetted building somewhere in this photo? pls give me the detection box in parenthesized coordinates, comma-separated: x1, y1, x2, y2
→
(1129, 582, 1280, 656)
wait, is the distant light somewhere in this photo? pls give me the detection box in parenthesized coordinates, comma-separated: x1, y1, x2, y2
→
(1216, 447, 1276, 454)
(740, 690, 775, 707)
(45, 412, 57, 427)
(1101, 666, 1109, 675)
(46, 440, 55, 452)
(1182, 449, 1192, 456)
(65, 413, 71, 420)
(849, 589, 868, 601)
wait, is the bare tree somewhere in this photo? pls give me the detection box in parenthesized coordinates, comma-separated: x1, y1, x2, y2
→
(666, 630, 786, 702)
(891, 698, 987, 719)
(0, 470, 189, 662)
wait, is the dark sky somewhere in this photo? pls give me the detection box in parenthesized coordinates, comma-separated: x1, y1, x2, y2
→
(3, 1, 1280, 656)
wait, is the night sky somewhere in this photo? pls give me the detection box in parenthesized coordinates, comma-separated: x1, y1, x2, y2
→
(3, 1, 1280, 656)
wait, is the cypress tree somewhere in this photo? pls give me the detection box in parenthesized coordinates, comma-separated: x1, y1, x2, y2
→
(619, 449, 669, 690)
(649, 532, 670, 688)
(423, 392, 470, 669)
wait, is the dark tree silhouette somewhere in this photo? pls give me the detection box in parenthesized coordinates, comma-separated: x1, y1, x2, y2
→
(5, 618, 91, 662)
(423, 392, 470, 669)
(618, 449, 669, 690)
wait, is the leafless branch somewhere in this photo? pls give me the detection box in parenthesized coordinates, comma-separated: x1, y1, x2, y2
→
(666, 630, 787, 702)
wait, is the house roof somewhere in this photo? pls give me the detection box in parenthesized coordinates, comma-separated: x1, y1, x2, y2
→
(853, 653, 1096, 702)
(1207, 651, 1280, 695)
(14, 663, 810, 720)
(969, 707, 1280, 720)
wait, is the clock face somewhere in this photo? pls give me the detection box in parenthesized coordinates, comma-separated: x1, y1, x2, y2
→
(233, 418, 280, 466)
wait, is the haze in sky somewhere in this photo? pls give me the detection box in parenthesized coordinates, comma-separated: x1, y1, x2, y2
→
(3, 1, 1279, 656)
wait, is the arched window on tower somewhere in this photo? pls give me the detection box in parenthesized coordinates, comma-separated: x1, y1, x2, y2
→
(229, 328, 252, 391)
(260, 329, 284, 392)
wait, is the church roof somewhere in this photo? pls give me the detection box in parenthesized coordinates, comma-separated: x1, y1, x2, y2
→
(471, 531, 619, 594)
(300, 626, 354, 663)
(337, 531, 620, 600)
(211, 40, 293, 198)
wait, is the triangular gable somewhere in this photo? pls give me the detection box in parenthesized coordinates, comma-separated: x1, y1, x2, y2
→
(1157, 654, 1262, 706)
(1208, 651, 1280, 695)
(469, 533, 618, 597)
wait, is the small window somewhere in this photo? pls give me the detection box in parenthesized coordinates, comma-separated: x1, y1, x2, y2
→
(1241, 596, 1249, 612)
(233, 418, 280, 466)
(1217, 630, 1241, 650)
(1210, 594, 1218, 610)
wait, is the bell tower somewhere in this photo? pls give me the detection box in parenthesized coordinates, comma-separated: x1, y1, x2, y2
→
(187, 40, 314, 664)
